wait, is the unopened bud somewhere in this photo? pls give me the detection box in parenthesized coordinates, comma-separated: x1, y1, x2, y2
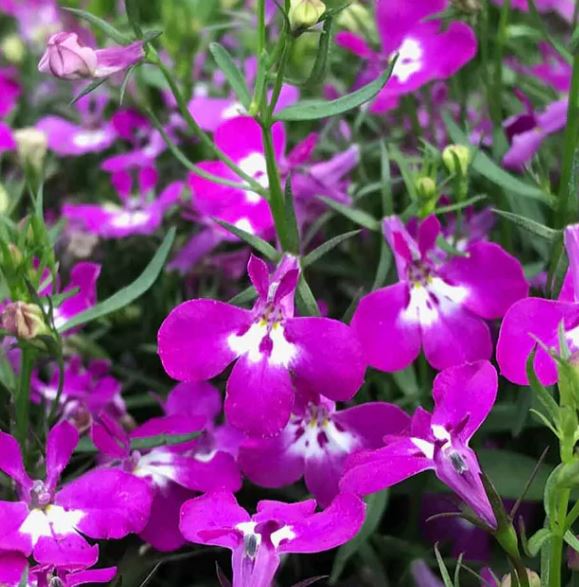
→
(0, 183, 9, 214)
(1, 302, 48, 340)
(416, 177, 437, 200)
(289, 0, 326, 32)
(442, 144, 471, 176)
(13, 128, 48, 172)
(500, 570, 540, 587)
(451, 0, 482, 14)
(337, 3, 374, 35)
(5, 244, 23, 268)
(1, 34, 25, 64)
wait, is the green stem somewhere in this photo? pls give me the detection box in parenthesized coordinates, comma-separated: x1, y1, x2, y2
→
(149, 50, 264, 193)
(257, 0, 266, 55)
(15, 349, 34, 452)
(268, 37, 292, 119)
(556, 49, 579, 228)
(510, 557, 531, 587)
(550, 488, 571, 587)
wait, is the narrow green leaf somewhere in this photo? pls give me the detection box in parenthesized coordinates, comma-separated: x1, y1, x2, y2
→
(125, 0, 143, 38)
(296, 277, 320, 317)
(213, 219, 280, 261)
(434, 544, 454, 587)
(284, 177, 301, 255)
(330, 491, 388, 583)
(209, 43, 251, 109)
(434, 194, 488, 215)
(564, 530, 579, 553)
(304, 16, 334, 89)
(526, 349, 560, 425)
(131, 432, 201, 451)
(62, 7, 131, 44)
(318, 196, 380, 231)
(275, 60, 396, 122)
(229, 286, 257, 306)
(71, 78, 109, 105)
(58, 228, 176, 333)
(302, 230, 361, 268)
(372, 240, 392, 290)
(493, 209, 561, 242)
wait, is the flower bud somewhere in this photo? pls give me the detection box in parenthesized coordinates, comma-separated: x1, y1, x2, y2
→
(289, 0, 326, 32)
(1, 34, 25, 64)
(416, 177, 437, 200)
(337, 3, 374, 35)
(451, 0, 482, 14)
(0, 183, 9, 214)
(442, 144, 471, 175)
(13, 128, 48, 173)
(38, 32, 98, 80)
(1, 302, 48, 340)
(500, 570, 540, 587)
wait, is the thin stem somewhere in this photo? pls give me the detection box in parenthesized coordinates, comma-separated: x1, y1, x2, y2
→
(268, 37, 292, 119)
(556, 49, 579, 228)
(15, 348, 34, 452)
(149, 50, 264, 193)
(549, 488, 571, 587)
(257, 0, 266, 55)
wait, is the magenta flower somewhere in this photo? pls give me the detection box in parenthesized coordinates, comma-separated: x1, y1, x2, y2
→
(238, 397, 409, 507)
(179, 491, 366, 587)
(92, 385, 241, 552)
(38, 32, 144, 80)
(341, 361, 498, 529)
(0, 421, 152, 568)
(497, 223, 579, 386)
(63, 168, 184, 239)
(31, 355, 126, 431)
(351, 215, 528, 371)
(336, 0, 477, 113)
(158, 254, 366, 437)
(36, 94, 117, 157)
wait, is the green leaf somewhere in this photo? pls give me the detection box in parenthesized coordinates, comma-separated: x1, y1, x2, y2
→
(526, 349, 560, 429)
(75, 431, 201, 454)
(318, 196, 380, 231)
(330, 491, 388, 583)
(58, 228, 176, 333)
(302, 230, 361, 268)
(275, 61, 396, 122)
(125, 0, 143, 38)
(213, 219, 280, 261)
(284, 177, 301, 255)
(62, 8, 131, 44)
(493, 209, 562, 242)
(296, 277, 321, 317)
(71, 78, 109, 105)
(434, 544, 454, 587)
(527, 528, 552, 557)
(209, 43, 252, 109)
(228, 286, 257, 306)
(443, 113, 553, 204)
(434, 194, 488, 215)
(564, 530, 579, 553)
(304, 16, 334, 89)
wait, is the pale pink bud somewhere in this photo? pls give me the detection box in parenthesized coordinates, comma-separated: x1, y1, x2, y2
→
(1, 302, 48, 340)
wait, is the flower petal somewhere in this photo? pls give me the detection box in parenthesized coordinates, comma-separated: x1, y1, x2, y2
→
(45, 421, 79, 492)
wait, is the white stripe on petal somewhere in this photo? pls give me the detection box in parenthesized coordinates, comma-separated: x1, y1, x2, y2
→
(391, 38, 423, 83)
(133, 449, 177, 489)
(20, 506, 85, 545)
(411, 438, 435, 460)
(270, 525, 295, 549)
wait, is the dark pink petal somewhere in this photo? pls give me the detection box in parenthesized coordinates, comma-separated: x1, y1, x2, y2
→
(418, 215, 441, 257)
(225, 354, 295, 437)
(34, 532, 99, 569)
(55, 469, 153, 539)
(186, 452, 242, 493)
(376, 0, 446, 54)
(335, 31, 376, 59)
(421, 304, 492, 370)
(496, 298, 579, 385)
(158, 300, 252, 381)
(131, 415, 205, 439)
(248, 255, 270, 300)
(254, 499, 316, 525)
(304, 451, 345, 508)
(564, 224, 579, 301)
(0, 552, 27, 585)
(0, 121, 15, 152)
(431, 361, 498, 441)
(277, 493, 366, 554)
(0, 501, 32, 555)
(91, 415, 130, 459)
(340, 439, 434, 495)
(67, 567, 118, 587)
(165, 381, 222, 423)
(286, 317, 365, 401)
(238, 430, 305, 489)
(334, 402, 411, 447)
(351, 283, 421, 372)
(139, 484, 194, 552)
(179, 491, 249, 549)
(45, 421, 78, 492)
(440, 242, 528, 319)
(0, 431, 32, 491)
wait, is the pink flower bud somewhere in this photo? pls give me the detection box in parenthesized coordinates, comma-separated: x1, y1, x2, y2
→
(38, 32, 98, 80)
(38, 32, 145, 81)
(1, 301, 48, 340)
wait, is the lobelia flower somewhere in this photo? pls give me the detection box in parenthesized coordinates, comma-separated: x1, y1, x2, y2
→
(0, 421, 152, 568)
(31, 355, 127, 432)
(179, 491, 366, 587)
(91, 389, 241, 552)
(158, 254, 366, 437)
(341, 361, 498, 529)
(238, 396, 410, 507)
(497, 223, 579, 386)
(63, 167, 184, 239)
(38, 32, 145, 80)
(36, 93, 117, 157)
(0, 68, 20, 153)
(351, 215, 528, 371)
(335, 0, 477, 113)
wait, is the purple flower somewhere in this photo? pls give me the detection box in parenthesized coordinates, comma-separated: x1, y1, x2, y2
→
(0, 422, 152, 568)
(36, 93, 117, 157)
(238, 397, 410, 507)
(341, 361, 498, 529)
(497, 223, 579, 385)
(38, 32, 144, 80)
(179, 491, 366, 587)
(63, 168, 184, 239)
(336, 0, 477, 113)
(91, 383, 241, 552)
(351, 215, 528, 371)
(158, 254, 367, 437)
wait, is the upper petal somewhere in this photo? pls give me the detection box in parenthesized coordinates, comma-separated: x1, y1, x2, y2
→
(0, 431, 32, 492)
(45, 421, 79, 492)
(158, 299, 252, 381)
